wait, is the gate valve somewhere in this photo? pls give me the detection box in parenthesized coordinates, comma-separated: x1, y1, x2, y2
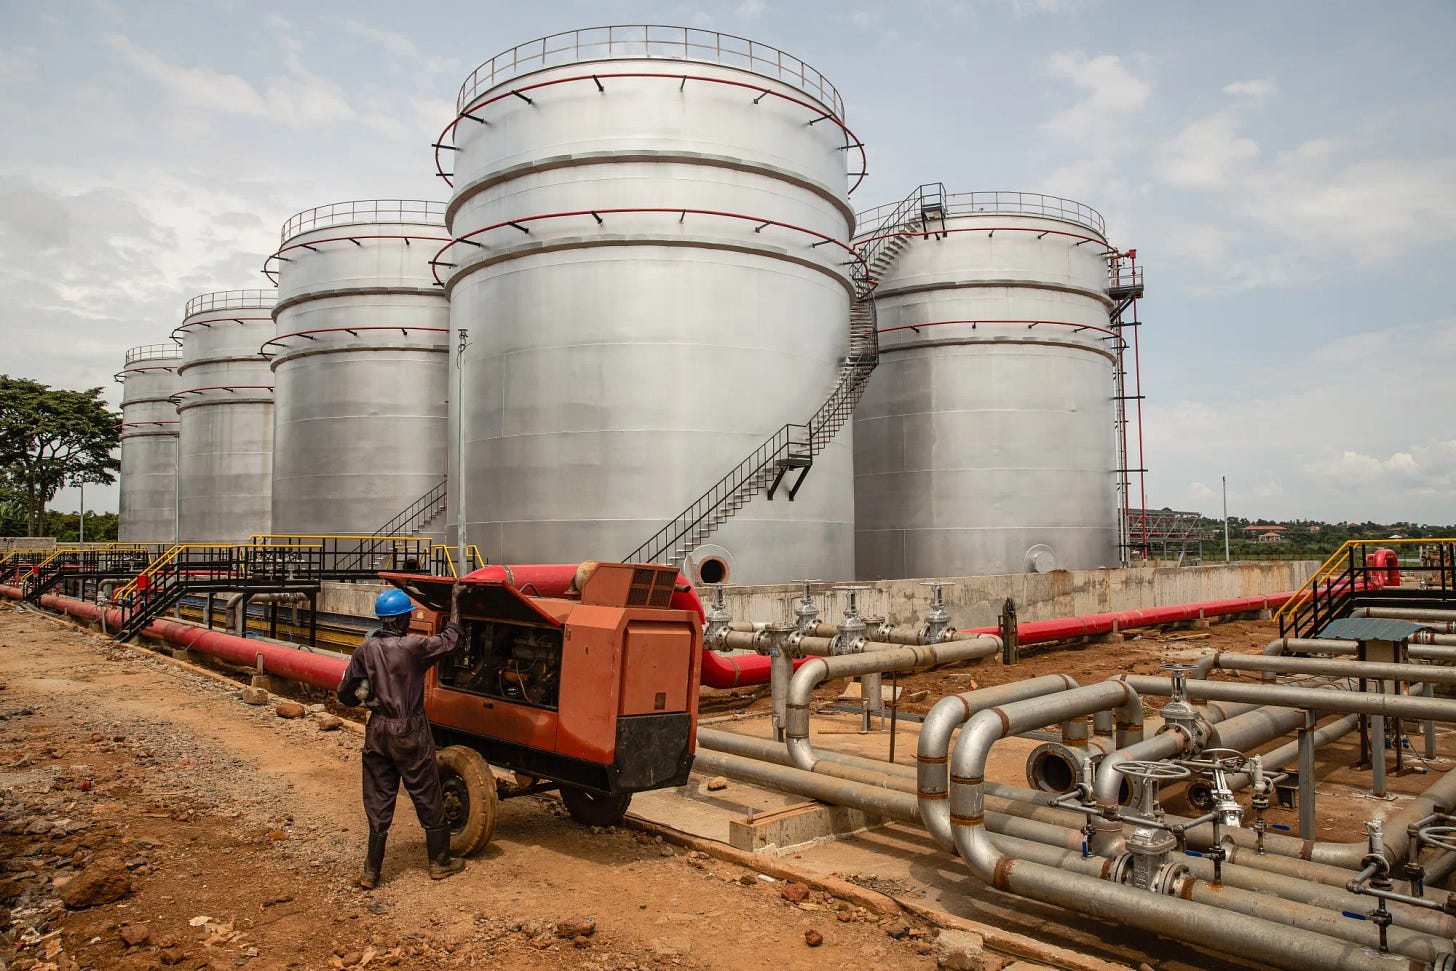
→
(1156, 662, 1211, 751)
(918, 581, 955, 643)
(1195, 747, 1247, 830)
(831, 586, 871, 655)
(1248, 756, 1272, 854)
(1114, 760, 1191, 893)
(792, 579, 822, 633)
(704, 584, 733, 649)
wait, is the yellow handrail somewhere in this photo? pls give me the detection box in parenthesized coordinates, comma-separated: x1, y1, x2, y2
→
(247, 533, 426, 544)
(112, 542, 326, 603)
(1272, 537, 1456, 623)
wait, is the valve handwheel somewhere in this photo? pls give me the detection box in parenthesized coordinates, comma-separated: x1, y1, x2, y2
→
(1114, 760, 1192, 783)
(1417, 825, 1456, 853)
(1192, 747, 1247, 771)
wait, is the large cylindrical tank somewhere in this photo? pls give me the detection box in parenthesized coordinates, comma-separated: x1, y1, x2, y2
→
(116, 344, 182, 542)
(174, 290, 277, 542)
(853, 190, 1121, 579)
(266, 200, 451, 537)
(440, 26, 861, 583)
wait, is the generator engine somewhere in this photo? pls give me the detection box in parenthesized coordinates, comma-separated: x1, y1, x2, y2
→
(442, 621, 563, 708)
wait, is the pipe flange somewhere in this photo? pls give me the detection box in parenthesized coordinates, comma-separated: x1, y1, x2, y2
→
(1107, 852, 1132, 886)
(1151, 861, 1192, 896)
(1026, 742, 1094, 795)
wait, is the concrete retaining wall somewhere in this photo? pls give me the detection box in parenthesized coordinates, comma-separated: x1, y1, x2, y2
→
(717, 561, 1321, 630)
(322, 561, 1320, 630)
(0, 537, 56, 552)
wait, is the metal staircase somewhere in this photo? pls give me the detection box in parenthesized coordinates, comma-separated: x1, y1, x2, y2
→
(622, 188, 942, 569)
(1275, 539, 1456, 639)
(109, 537, 434, 643)
(370, 478, 448, 538)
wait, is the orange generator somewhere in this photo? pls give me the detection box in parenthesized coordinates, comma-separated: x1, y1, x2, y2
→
(381, 562, 703, 854)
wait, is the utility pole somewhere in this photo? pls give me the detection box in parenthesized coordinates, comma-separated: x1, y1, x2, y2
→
(456, 329, 470, 569)
(1222, 475, 1230, 563)
(78, 481, 85, 545)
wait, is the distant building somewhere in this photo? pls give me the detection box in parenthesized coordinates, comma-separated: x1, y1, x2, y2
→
(1259, 532, 1286, 544)
(1243, 524, 1286, 535)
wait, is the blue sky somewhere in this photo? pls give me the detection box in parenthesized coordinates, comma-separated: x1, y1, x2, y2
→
(2, 0, 1453, 523)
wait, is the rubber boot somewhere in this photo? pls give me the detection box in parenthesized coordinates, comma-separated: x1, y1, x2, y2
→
(426, 827, 465, 880)
(358, 831, 386, 890)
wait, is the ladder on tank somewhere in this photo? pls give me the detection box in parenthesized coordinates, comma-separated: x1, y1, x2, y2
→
(622, 187, 939, 569)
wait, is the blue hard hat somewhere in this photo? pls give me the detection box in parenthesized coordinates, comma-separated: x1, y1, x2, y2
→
(374, 589, 415, 618)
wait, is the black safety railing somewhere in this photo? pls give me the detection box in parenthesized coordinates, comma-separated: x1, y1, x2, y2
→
(369, 478, 449, 540)
(625, 259, 880, 567)
(20, 545, 169, 603)
(1277, 539, 1456, 639)
(108, 537, 436, 642)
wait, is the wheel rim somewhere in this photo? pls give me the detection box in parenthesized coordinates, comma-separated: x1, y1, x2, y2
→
(442, 773, 470, 835)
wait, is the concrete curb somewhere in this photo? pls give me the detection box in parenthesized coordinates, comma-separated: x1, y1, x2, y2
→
(623, 815, 1129, 971)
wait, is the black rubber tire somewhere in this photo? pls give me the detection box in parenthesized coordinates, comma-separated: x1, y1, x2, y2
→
(560, 786, 632, 827)
(436, 745, 498, 856)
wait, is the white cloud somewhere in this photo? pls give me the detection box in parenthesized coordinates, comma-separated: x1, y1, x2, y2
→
(1041, 51, 1151, 141)
(1147, 316, 1456, 521)
(1223, 78, 1277, 100)
(0, 45, 40, 87)
(735, 0, 766, 18)
(341, 20, 419, 59)
(1155, 110, 1260, 188)
(1243, 151, 1456, 264)
(106, 33, 364, 130)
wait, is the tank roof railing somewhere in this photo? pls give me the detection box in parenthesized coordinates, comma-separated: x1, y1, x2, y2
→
(457, 25, 844, 120)
(856, 189, 1106, 239)
(183, 290, 276, 318)
(124, 343, 183, 367)
(280, 200, 447, 245)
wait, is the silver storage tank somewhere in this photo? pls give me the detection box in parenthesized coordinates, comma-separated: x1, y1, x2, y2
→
(174, 290, 277, 542)
(853, 190, 1121, 579)
(116, 344, 182, 542)
(266, 200, 451, 538)
(441, 26, 861, 582)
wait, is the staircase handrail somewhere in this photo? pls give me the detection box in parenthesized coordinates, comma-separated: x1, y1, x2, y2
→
(369, 478, 449, 539)
(854, 183, 946, 269)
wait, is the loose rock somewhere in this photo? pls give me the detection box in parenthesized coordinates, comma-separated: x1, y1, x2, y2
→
(780, 882, 810, 904)
(120, 923, 151, 947)
(274, 701, 306, 719)
(804, 929, 824, 947)
(315, 714, 343, 731)
(705, 776, 728, 791)
(58, 859, 132, 909)
(555, 917, 596, 939)
(935, 928, 987, 970)
(239, 687, 269, 706)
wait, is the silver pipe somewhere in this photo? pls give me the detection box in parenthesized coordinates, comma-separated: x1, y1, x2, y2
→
(696, 728, 1456, 938)
(1266, 636, 1456, 662)
(1356, 606, 1456, 625)
(784, 636, 1001, 772)
(915, 675, 1079, 850)
(1206, 652, 1456, 685)
(1116, 674, 1456, 726)
(948, 683, 1413, 971)
(1220, 713, 1361, 791)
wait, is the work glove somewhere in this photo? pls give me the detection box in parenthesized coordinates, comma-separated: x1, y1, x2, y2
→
(353, 678, 371, 705)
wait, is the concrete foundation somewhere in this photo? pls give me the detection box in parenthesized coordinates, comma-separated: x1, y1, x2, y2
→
(316, 562, 1319, 636)
(721, 560, 1319, 630)
(727, 801, 885, 854)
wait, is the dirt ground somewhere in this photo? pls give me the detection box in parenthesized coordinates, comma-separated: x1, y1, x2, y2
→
(0, 603, 953, 971)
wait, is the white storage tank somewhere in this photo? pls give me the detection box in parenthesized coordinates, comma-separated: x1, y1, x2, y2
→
(266, 200, 451, 538)
(853, 189, 1122, 579)
(174, 290, 277, 542)
(439, 26, 865, 582)
(116, 344, 182, 542)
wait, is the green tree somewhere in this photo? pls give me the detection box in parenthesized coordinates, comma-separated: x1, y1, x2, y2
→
(0, 376, 121, 537)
